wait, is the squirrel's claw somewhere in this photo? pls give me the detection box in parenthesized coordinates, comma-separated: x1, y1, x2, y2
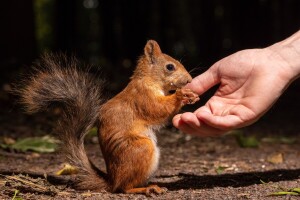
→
(176, 88, 200, 105)
(145, 185, 167, 196)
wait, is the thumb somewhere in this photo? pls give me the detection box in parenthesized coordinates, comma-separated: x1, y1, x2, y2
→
(186, 64, 220, 95)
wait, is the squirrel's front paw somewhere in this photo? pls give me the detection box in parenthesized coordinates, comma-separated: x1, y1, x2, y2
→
(176, 88, 200, 105)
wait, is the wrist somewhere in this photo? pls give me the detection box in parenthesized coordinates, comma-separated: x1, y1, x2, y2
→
(268, 30, 300, 82)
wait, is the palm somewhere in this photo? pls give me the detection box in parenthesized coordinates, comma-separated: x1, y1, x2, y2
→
(198, 94, 257, 129)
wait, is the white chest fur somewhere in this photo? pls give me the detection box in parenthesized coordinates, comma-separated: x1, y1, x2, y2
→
(144, 128, 161, 178)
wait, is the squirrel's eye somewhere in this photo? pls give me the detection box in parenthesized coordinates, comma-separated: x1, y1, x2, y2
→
(166, 64, 175, 71)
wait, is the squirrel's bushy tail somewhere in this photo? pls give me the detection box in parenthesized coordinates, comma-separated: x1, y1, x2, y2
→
(17, 53, 109, 191)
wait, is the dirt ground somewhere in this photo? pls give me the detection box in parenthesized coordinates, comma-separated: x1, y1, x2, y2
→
(0, 81, 299, 200)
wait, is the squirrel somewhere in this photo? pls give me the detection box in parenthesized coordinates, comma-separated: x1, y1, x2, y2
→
(17, 40, 199, 195)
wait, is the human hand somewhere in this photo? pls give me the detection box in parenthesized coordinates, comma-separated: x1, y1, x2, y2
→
(173, 45, 299, 136)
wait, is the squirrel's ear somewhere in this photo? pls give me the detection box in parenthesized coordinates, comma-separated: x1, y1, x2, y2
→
(144, 40, 162, 64)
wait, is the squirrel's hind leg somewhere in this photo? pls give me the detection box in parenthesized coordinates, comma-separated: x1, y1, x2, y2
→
(109, 135, 161, 194)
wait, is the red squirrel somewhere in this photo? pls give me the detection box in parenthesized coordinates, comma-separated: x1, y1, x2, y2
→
(18, 40, 199, 195)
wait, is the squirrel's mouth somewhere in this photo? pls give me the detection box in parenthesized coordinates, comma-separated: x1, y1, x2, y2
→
(170, 82, 187, 89)
(168, 82, 184, 94)
(170, 82, 181, 89)
(168, 90, 176, 94)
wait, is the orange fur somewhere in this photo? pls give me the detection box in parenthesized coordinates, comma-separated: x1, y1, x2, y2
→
(98, 40, 199, 194)
(18, 40, 199, 195)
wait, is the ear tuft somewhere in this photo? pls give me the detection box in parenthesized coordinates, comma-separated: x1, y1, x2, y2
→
(144, 40, 162, 64)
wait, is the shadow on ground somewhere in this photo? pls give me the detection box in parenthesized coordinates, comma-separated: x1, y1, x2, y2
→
(156, 168, 300, 190)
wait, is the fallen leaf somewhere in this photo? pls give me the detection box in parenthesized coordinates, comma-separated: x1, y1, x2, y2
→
(215, 166, 228, 175)
(3, 137, 16, 145)
(269, 187, 300, 196)
(1, 135, 58, 153)
(82, 191, 93, 197)
(270, 191, 299, 196)
(12, 189, 22, 200)
(292, 188, 300, 193)
(233, 130, 259, 148)
(267, 153, 283, 164)
(268, 187, 300, 196)
(56, 163, 78, 175)
(262, 136, 296, 144)
(260, 179, 268, 184)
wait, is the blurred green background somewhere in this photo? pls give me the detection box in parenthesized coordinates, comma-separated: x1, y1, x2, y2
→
(1, 0, 300, 93)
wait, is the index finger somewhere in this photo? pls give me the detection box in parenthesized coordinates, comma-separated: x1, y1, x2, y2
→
(185, 63, 220, 95)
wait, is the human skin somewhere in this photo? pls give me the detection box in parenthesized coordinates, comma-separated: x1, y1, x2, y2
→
(173, 30, 300, 136)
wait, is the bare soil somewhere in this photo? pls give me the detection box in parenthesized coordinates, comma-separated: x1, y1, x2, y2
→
(0, 81, 299, 200)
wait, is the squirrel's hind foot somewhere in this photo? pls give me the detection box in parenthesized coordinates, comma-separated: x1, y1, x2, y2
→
(125, 184, 167, 196)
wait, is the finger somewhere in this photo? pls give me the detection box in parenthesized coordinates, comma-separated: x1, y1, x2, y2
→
(185, 63, 220, 95)
(172, 114, 183, 128)
(173, 113, 226, 136)
(179, 112, 201, 127)
(175, 120, 202, 136)
(173, 112, 202, 131)
(173, 114, 199, 134)
(178, 120, 226, 137)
